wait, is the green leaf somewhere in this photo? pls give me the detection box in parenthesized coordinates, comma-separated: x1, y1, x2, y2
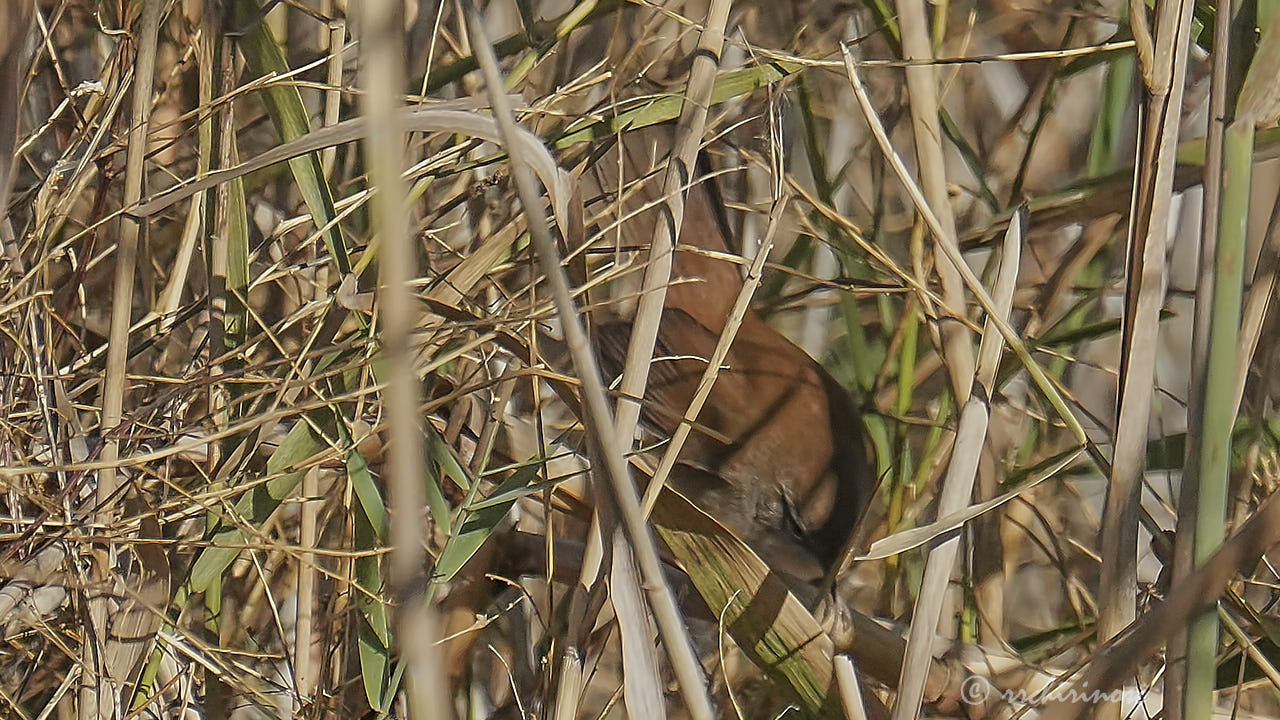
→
(233, 0, 353, 274)
(423, 425, 455, 534)
(553, 62, 803, 149)
(223, 139, 250, 371)
(353, 451, 391, 710)
(349, 446, 388, 541)
(189, 415, 336, 592)
(432, 462, 542, 583)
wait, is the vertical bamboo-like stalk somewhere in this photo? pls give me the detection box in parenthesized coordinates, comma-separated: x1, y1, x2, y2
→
(95, 1, 161, 536)
(321, 20, 344, 179)
(360, 1, 445, 717)
(1095, 4, 1195, 719)
(550, 0, 732, 712)
(293, 466, 320, 711)
(84, 1, 162, 717)
(460, 2, 713, 716)
(835, 656, 870, 720)
(599, 0, 730, 698)
(200, 8, 235, 714)
(1181, 117, 1250, 720)
(1166, 0, 1235, 713)
(890, 209, 1023, 720)
(609, 0, 734, 509)
(892, 0, 975, 403)
(1180, 7, 1280, 714)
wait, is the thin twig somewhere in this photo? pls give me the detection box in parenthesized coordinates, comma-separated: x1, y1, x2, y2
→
(1095, 5, 1195, 718)
(641, 197, 787, 512)
(891, 0, 975, 403)
(460, 2, 714, 717)
(85, 1, 163, 716)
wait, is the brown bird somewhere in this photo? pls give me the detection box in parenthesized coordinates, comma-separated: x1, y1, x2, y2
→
(595, 163, 876, 584)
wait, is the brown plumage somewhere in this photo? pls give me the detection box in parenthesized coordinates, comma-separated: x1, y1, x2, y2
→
(596, 168, 876, 582)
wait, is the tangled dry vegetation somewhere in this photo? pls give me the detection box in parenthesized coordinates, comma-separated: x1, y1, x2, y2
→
(3, 0, 1280, 718)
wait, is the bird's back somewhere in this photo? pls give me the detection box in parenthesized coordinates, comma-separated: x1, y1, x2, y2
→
(589, 139, 875, 580)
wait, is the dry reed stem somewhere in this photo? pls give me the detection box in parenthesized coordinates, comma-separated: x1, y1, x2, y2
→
(894, 210, 1022, 720)
(1095, 4, 1195, 719)
(462, 1, 714, 717)
(640, 197, 786, 512)
(361, 0, 448, 716)
(83, 2, 162, 717)
(891, 0, 976, 408)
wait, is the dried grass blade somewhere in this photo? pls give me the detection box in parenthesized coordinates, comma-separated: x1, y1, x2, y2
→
(1095, 4, 1195, 709)
(233, 0, 352, 273)
(128, 106, 568, 235)
(892, 210, 1023, 720)
(88, 1, 163, 715)
(839, 47, 1100, 469)
(890, 0, 976, 403)
(641, 198, 785, 512)
(862, 446, 1080, 560)
(460, 1, 714, 716)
